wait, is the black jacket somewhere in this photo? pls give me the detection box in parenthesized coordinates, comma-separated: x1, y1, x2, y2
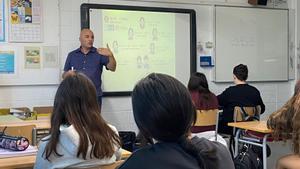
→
(217, 84, 265, 134)
(118, 137, 234, 169)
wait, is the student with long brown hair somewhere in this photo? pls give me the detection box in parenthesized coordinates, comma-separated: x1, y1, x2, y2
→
(267, 80, 300, 154)
(34, 72, 121, 169)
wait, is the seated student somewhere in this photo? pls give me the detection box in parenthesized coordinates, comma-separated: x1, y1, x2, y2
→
(188, 72, 227, 147)
(188, 72, 219, 133)
(217, 64, 265, 135)
(267, 80, 300, 154)
(34, 72, 121, 169)
(118, 73, 234, 169)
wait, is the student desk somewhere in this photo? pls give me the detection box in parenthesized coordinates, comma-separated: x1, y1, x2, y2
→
(228, 121, 272, 169)
(0, 149, 132, 169)
(0, 115, 51, 145)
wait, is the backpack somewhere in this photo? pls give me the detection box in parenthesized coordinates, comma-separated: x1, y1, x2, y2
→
(234, 144, 263, 169)
(118, 131, 136, 152)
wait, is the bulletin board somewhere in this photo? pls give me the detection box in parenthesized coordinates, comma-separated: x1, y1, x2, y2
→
(0, 0, 60, 85)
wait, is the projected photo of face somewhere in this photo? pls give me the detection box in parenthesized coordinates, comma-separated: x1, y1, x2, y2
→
(104, 16, 109, 23)
(143, 55, 149, 69)
(137, 56, 142, 69)
(139, 17, 145, 29)
(128, 28, 134, 40)
(113, 40, 119, 54)
(152, 28, 158, 41)
(150, 43, 155, 55)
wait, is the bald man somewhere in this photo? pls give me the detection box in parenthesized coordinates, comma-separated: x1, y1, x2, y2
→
(63, 29, 116, 108)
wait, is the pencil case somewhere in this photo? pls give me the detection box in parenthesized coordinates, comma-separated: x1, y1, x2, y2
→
(0, 133, 29, 151)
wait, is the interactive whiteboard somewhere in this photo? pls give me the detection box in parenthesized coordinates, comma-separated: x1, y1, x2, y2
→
(81, 3, 196, 95)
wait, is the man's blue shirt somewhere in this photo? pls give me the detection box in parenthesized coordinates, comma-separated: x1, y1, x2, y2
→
(63, 47, 109, 96)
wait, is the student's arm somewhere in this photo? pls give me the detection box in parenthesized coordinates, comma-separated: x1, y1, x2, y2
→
(34, 140, 50, 169)
(97, 44, 116, 71)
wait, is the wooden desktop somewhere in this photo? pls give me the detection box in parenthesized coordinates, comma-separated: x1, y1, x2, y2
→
(0, 149, 132, 169)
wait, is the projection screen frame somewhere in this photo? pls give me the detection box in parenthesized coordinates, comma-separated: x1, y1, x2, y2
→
(81, 3, 197, 96)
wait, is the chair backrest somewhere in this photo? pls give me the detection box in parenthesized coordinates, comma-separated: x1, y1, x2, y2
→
(0, 124, 36, 145)
(33, 106, 53, 114)
(11, 107, 31, 113)
(234, 106, 261, 122)
(194, 109, 219, 141)
(194, 109, 219, 126)
(0, 108, 10, 115)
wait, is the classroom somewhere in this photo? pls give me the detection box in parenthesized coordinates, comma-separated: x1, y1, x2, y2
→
(0, 0, 299, 168)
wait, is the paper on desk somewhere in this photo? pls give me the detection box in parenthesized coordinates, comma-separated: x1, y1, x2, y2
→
(0, 145, 37, 158)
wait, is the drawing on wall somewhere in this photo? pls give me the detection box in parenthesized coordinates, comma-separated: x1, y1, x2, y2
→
(0, 51, 15, 74)
(9, 0, 42, 42)
(24, 46, 40, 69)
(42, 46, 58, 68)
(0, 0, 4, 41)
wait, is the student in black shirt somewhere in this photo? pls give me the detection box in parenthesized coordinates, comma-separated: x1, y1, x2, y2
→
(119, 73, 234, 169)
(217, 64, 265, 135)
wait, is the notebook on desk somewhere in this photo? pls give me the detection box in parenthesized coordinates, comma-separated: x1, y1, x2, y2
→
(0, 145, 38, 158)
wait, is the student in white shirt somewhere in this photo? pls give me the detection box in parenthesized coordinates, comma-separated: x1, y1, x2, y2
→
(34, 72, 121, 169)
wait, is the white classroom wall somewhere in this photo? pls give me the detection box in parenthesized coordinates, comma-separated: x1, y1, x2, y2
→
(0, 0, 298, 134)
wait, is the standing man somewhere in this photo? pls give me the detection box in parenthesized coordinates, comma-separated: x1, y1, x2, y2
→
(63, 29, 116, 108)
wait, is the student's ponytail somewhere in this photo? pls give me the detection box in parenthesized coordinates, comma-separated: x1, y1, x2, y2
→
(177, 137, 207, 169)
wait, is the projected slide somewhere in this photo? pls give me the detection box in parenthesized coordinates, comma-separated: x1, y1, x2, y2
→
(85, 4, 196, 94)
(102, 10, 175, 91)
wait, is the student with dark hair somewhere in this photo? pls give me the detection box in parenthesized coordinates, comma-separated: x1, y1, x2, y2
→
(119, 73, 234, 169)
(188, 72, 219, 133)
(217, 64, 265, 134)
(34, 72, 121, 169)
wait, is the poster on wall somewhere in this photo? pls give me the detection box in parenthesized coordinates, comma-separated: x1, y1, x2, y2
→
(43, 46, 58, 68)
(24, 46, 40, 69)
(0, 51, 15, 74)
(0, 0, 4, 42)
(9, 0, 42, 42)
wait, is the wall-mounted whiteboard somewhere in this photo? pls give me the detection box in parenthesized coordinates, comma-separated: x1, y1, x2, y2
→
(215, 6, 288, 82)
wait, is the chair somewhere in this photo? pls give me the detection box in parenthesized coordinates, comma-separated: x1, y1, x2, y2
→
(11, 107, 31, 113)
(233, 105, 261, 134)
(232, 106, 273, 169)
(234, 106, 261, 122)
(33, 106, 53, 120)
(194, 109, 219, 141)
(33, 106, 53, 114)
(0, 108, 10, 115)
(0, 124, 36, 145)
(230, 106, 261, 156)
